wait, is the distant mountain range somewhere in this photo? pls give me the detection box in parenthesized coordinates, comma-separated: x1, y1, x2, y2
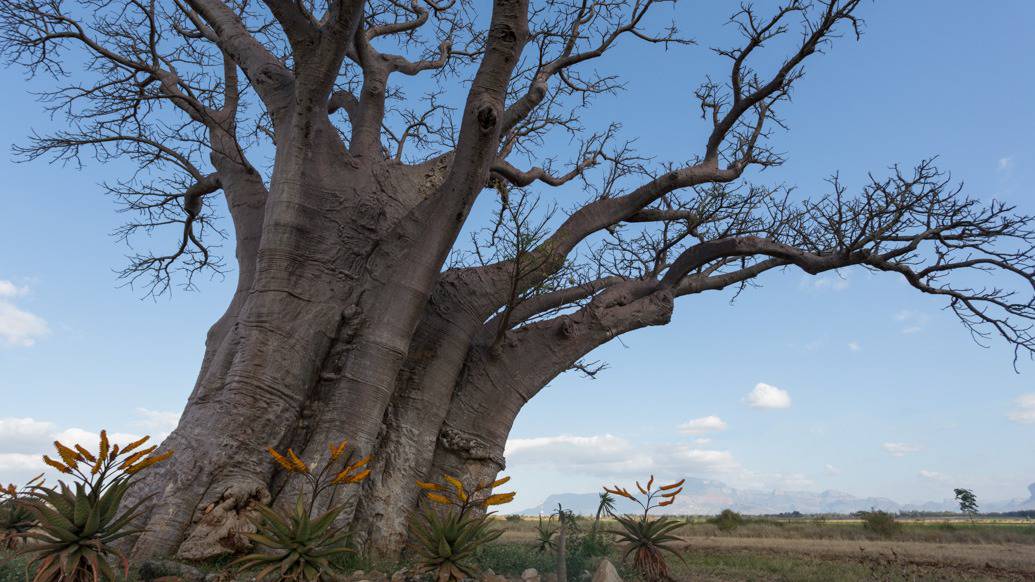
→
(517, 478, 1035, 516)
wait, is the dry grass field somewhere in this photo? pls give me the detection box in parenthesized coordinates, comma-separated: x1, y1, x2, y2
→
(497, 515, 1035, 581)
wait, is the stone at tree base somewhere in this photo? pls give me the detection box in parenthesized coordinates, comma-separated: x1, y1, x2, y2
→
(480, 568, 508, 582)
(591, 559, 622, 582)
(175, 483, 270, 561)
(521, 567, 541, 582)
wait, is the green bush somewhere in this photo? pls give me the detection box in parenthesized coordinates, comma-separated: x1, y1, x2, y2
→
(505, 514, 523, 523)
(709, 509, 744, 532)
(856, 510, 901, 538)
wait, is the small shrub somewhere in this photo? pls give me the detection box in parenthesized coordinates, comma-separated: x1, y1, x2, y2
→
(233, 440, 371, 581)
(505, 513, 523, 523)
(709, 509, 744, 532)
(411, 474, 514, 581)
(19, 431, 172, 582)
(857, 509, 901, 538)
(605, 476, 687, 582)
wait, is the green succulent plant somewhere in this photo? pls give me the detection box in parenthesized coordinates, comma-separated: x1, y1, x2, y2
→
(605, 476, 687, 582)
(0, 476, 42, 550)
(17, 431, 171, 582)
(611, 514, 685, 582)
(411, 507, 502, 582)
(232, 496, 353, 581)
(232, 439, 370, 581)
(411, 474, 513, 582)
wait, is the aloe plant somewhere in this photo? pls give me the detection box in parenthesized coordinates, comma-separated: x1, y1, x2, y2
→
(605, 476, 687, 582)
(411, 474, 514, 582)
(233, 439, 371, 581)
(232, 496, 353, 581)
(17, 431, 171, 582)
(0, 476, 41, 550)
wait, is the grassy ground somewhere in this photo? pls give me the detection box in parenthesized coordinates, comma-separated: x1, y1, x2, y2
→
(495, 515, 1035, 581)
(3, 516, 1034, 581)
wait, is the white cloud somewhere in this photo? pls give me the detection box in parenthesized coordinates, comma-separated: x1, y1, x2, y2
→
(998, 156, 1014, 172)
(692, 438, 712, 445)
(0, 410, 172, 485)
(0, 453, 45, 473)
(882, 442, 922, 457)
(504, 433, 740, 478)
(744, 383, 791, 409)
(894, 310, 929, 335)
(1007, 393, 1035, 424)
(0, 418, 57, 453)
(0, 280, 49, 347)
(847, 341, 862, 352)
(799, 271, 849, 292)
(677, 415, 728, 435)
(918, 469, 950, 483)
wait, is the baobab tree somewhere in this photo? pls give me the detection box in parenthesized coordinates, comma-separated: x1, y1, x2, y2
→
(3, 0, 1034, 561)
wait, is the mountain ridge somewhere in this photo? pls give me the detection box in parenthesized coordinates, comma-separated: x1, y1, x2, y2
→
(516, 477, 1035, 516)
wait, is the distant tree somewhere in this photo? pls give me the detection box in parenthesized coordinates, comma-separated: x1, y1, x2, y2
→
(954, 488, 979, 521)
(591, 491, 617, 538)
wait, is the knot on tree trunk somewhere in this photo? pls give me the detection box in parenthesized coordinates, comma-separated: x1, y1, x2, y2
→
(439, 427, 506, 470)
(175, 481, 271, 561)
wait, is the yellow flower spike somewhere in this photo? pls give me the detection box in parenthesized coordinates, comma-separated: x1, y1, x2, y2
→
(346, 468, 371, 483)
(491, 476, 511, 488)
(287, 449, 309, 474)
(74, 444, 96, 463)
(91, 454, 104, 475)
(350, 454, 372, 471)
(119, 446, 158, 470)
(54, 441, 79, 470)
(5, 484, 15, 496)
(659, 479, 685, 491)
(647, 475, 654, 492)
(483, 493, 516, 507)
(268, 448, 296, 472)
(657, 498, 674, 507)
(635, 481, 647, 495)
(661, 487, 683, 498)
(330, 439, 349, 460)
(126, 450, 173, 474)
(43, 455, 71, 474)
(443, 475, 466, 500)
(108, 444, 119, 462)
(416, 481, 442, 491)
(98, 430, 110, 462)
(121, 435, 150, 455)
(425, 492, 452, 505)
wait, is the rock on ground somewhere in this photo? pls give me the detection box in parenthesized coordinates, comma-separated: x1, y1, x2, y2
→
(591, 559, 622, 582)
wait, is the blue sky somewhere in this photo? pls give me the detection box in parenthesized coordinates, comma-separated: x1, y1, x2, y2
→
(2, 1, 1034, 511)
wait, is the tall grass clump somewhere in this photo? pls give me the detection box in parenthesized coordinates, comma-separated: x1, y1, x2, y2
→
(856, 509, 901, 538)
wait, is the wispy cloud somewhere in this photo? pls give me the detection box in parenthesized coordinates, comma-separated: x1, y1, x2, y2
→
(847, 341, 862, 352)
(0, 279, 49, 348)
(882, 442, 922, 457)
(677, 415, 727, 435)
(997, 156, 1014, 172)
(799, 271, 850, 292)
(1007, 393, 1035, 424)
(918, 469, 950, 483)
(744, 383, 791, 409)
(0, 411, 179, 483)
(504, 433, 740, 478)
(894, 309, 929, 335)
